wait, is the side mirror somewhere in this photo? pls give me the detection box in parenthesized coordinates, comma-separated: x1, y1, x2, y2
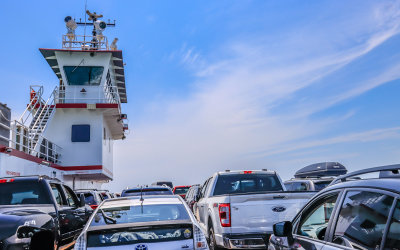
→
(79, 193, 86, 207)
(273, 221, 293, 237)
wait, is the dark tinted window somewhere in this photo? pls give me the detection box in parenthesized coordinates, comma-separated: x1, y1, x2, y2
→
(174, 187, 190, 194)
(81, 193, 96, 205)
(313, 181, 332, 191)
(0, 181, 52, 205)
(213, 174, 283, 195)
(71, 125, 90, 142)
(64, 66, 104, 86)
(333, 191, 394, 249)
(384, 200, 400, 249)
(123, 189, 173, 197)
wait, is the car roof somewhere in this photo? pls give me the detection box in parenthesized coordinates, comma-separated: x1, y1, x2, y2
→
(174, 185, 191, 188)
(101, 195, 183, 208)
(323, 178, 400, 194)
(1, 175, 62, 183)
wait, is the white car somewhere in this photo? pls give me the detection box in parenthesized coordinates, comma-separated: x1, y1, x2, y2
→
(74, 195, 209, 250)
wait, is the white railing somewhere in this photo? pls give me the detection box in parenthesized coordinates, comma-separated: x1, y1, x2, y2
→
(6, 121, 62, 164)
(55, 85, 121, 112)
(62, 35, 109, 50)
(18, 85, 44, 126)
(29, 87, 57, 138)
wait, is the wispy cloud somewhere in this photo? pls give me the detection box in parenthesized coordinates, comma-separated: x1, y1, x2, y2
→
(109, 1, 400, 189)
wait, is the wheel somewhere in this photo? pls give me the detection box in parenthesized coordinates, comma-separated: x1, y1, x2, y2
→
(208, 227, 223, 250)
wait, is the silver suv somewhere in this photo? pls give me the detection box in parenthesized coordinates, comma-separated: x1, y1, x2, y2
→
(269, 164, 400, 250)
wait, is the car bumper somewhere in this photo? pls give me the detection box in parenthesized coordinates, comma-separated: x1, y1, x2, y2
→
(216, 233, 270, 249)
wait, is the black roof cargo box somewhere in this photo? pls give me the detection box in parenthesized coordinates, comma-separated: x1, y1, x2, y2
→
(295, 162, 347, 178)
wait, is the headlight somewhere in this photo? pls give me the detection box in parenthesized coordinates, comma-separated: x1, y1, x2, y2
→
(17, 226, 42, 238)
(74, 233, 87, 250)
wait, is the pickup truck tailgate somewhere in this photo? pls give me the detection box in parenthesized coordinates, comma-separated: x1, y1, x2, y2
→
(229, 192, 314, 234)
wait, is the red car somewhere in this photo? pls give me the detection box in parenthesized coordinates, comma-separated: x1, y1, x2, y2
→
(173, 185, 191, 199)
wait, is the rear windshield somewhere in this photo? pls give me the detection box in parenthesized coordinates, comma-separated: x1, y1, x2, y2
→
(87, 225, 193, 247)
(123, 189, 173, 197)
(284, 182, 309, 191)
(313, 180, 332, 191)
(174, 187, 190, 194)
(90, 204, 190, 226)
(0, 181, 52, 205)
(81, 193, 97, 205)
(213, 174, 283, 196)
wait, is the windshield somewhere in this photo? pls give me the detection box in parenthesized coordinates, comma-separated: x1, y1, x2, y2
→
(123, 189, 173, 197)
(213, 174, 283, 195)
(87, 225, 193, 247)
(0, 181, 52, 205)
(90, 203, 190, 226)
(174, 187, 190, 194)
(64, 66, 104, 86)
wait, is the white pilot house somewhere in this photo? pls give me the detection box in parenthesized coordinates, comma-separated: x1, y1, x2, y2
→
(0, 11, 128, 189)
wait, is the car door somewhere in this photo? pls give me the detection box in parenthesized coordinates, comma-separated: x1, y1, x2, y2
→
(50, 183, 75, 241)
(62, 185, 87, 233)
(290, 191, 341, 250)
(322, 189, 397, 250)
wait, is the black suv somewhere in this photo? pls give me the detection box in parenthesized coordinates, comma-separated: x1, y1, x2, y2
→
(269, 164, 400, 250)
(0, 175, 92, 250)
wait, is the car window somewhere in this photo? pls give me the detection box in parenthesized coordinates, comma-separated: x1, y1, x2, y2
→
(213, 174, 283, 195)
(384, 199, 400, 249)
(91, 204, 190, 226)
(174, 187, 191, 194)
(297, 192, 339, 241)
(51, 184, 65, 206)
(0, 181, 52, 205)
(313, 181, 332, 191)
(200, 179, 210, 198)
(333, 191, 394, 249)
(290, 182, 308, 191)
(63, 185, 78, 207)
(284, 183, 292, 191)
(83, 193, 96, 205)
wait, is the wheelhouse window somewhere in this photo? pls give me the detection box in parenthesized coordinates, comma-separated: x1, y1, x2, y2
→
(64, 66, 104, 86)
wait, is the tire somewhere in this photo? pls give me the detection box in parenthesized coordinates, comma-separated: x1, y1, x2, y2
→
(208, 227, 223, 250)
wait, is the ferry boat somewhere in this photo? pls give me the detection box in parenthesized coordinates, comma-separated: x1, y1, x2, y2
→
(0, 11, 128, 189)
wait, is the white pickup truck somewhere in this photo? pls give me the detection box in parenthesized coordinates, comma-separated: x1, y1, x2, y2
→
(194, 170, 316, 249)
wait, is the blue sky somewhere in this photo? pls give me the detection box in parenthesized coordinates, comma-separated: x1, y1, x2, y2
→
(1, 0, 400, 191)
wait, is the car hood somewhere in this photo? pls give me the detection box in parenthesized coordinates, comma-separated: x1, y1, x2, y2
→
(0, 205, 55, 240)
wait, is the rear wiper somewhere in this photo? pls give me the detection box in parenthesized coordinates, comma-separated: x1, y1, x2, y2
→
(99, 209, 116, 224)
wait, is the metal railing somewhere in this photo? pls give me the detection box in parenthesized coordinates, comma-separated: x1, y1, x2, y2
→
(6, 121, 62, 164)
(62, 35, 109, 50)
(55, 85, 121, 112)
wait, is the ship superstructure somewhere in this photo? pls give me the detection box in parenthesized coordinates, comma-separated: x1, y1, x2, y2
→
(0, 11, 128, 189)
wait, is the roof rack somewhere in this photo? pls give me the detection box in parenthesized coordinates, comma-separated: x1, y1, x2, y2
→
(330, 164, 400, 186)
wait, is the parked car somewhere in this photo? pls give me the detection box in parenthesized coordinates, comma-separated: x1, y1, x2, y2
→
(269, 164, 400, 250)
(152, 181, 174, 189)
(98, 190, 113, 200)
(74, 195, 209, 249)
(75, 189, 104, 210)
(284, 162, 348, 192)
(195, 169, 315, 249)
(173, 185, 192, 199)
(121, 186, 173, 197)
(284, 177, 334, 192)
(0, 175, 91, 250)
(185, 184, 201, 212)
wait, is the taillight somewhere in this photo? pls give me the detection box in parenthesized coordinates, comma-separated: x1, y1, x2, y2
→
(90, 205, 98, 210)
(193, 225, 208, 249)
(0, 178, 14, 183)
(219, 203, 231, 227)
